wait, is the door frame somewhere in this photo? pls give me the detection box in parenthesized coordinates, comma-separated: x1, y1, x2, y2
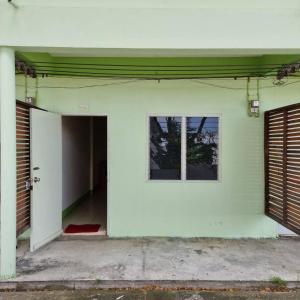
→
(61, 113, 110, 236)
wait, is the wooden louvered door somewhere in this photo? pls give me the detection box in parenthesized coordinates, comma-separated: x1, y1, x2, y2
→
(16, 101, 31, 236)
(265, 103, 300, 234)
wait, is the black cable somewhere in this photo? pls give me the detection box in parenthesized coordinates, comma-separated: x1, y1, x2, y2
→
(34, 68, 272, 77)
(32, 64, 281, 73)
(34, 72, 269, 80)
(31, 61, 288, 68)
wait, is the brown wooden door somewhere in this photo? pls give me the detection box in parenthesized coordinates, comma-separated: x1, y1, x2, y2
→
(265, 103, 300, 234)
(16, 101, 31, 236)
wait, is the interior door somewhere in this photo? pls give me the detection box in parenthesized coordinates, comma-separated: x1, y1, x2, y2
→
(30, 108, 62, 251)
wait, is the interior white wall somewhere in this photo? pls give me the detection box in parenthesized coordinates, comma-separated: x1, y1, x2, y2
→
(62, 116, 91, 210)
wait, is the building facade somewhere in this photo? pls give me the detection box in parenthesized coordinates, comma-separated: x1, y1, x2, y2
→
(1, 0, 300, 278)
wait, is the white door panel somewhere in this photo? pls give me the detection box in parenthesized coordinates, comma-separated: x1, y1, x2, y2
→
(30, 108, 62, 251)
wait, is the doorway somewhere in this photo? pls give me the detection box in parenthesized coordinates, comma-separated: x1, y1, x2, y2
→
(61, 116, 107, 236)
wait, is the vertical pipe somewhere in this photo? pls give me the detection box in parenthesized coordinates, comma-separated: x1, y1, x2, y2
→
(89, 117, 94, 192)
(24, 73, 27, 100)
(0, 47, 16, 278)
(247, 77, 251, 117)
(35, 76, 38, 105)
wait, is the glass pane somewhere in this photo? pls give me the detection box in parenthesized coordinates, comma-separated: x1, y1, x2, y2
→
(186, 117, 219, 180)
(150, 117, 181, 180)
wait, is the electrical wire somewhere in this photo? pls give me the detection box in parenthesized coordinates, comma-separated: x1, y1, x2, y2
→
(16, 57, 300, 81)
(17, 60, 300, 80)
(31, 64, 280, 72)
(17, 63, 300, 90)
(31, 61, 289, 68)
(20, 59, 297, 79)
(14, 74, 273, 81)
(33, 69, 273, 77)
(16, 79, 141, 89)
(16, 78, 300, 90)
(30, 62, 284, 78)
(190, 79, 300, 90)
(35, 73, 266, 80)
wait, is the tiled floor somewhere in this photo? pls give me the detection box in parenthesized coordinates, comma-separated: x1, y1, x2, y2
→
(62, 188, 107, 234)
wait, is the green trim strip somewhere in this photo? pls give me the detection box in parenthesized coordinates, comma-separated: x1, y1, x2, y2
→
(62, 191, 91, 219)
(17, 228, 31, 241)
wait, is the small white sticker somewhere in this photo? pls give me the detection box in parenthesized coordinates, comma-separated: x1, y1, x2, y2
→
(79, 104, 89, 112)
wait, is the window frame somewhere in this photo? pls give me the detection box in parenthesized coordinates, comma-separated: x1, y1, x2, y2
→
(147, 114, 221, 183)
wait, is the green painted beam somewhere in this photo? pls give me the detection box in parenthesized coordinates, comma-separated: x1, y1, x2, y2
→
(15, 52, 300, 79)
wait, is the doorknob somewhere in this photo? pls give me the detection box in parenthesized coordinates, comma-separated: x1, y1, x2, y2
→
(34, 177, 40, 183)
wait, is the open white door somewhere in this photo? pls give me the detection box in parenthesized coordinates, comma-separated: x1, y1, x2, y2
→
(30, 108, 62, 251)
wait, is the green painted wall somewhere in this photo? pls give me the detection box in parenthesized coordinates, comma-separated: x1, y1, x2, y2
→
(16, 76, 300, 238)
(2, 0, 300, 51)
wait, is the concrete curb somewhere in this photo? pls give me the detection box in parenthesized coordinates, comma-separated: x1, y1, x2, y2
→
(0, 280, 299, 291)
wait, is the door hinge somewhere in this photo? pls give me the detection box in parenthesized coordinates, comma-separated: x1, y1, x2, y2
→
(25, 178, 33, 191)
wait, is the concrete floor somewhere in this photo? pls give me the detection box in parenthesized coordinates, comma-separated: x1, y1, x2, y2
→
(15, 237, 300, 282)
(62, 189, 107, 234)
(1, 289, 300, 300)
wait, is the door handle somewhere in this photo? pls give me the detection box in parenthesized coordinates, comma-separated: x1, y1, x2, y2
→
(34, 177, 40, 183)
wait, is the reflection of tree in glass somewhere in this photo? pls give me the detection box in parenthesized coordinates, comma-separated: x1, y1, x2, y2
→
(151, 117, 181, 170)
(187, 117, 217, 166)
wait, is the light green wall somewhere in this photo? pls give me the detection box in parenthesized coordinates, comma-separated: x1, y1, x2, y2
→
(2, 0, 300, 51)
(16, 76, 300, 238)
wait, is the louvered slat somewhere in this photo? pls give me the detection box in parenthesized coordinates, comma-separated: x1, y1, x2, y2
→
(16, 102, 31, 236)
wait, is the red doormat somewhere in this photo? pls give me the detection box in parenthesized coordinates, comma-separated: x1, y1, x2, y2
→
(64, 224, 101, 234)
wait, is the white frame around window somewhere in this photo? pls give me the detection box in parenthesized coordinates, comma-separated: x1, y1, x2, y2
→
(147, 114, 221, 182)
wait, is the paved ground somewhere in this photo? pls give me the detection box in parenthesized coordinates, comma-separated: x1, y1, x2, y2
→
(15, 237, 300, 282)
(1, 289, 300, 300)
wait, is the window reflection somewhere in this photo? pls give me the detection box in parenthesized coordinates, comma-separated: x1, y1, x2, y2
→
(186, 117, 218, 180)
(150, 117, 181, 180)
